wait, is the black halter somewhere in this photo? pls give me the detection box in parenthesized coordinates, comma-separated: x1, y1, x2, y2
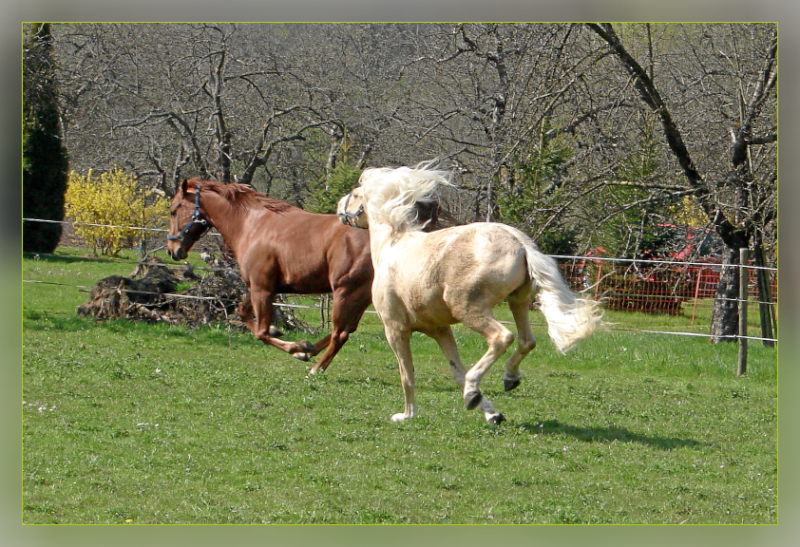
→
(167, 185, 209, 243)
(337, 192, 365, 229)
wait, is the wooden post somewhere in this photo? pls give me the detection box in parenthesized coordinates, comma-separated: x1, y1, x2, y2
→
(737, 248, 749, 377)
(319, 294, 332, 330)
(690, 268, 703, 328)
(753, 245, 775, 347)
(593, 261, 604, 301)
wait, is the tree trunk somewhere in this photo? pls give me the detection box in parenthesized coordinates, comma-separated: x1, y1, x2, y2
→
(709, 246, 740, 342)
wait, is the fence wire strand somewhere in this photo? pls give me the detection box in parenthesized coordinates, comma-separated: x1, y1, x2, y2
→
(23, 216, 778, 343)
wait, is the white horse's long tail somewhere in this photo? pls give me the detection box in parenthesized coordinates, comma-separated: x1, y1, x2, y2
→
(520, 238, 602, 354)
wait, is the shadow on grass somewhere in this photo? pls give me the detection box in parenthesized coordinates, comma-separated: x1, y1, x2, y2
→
(23, 312, 89, 333)
(23, 311, 319, 355)
(23, 252, 116, 264)
(521, 419, 704, 450)
(24, 312, 208, 341)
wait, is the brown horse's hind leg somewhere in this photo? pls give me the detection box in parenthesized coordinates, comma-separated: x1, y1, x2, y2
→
(308, 285, 370, 374)
(249, 287, 315, 360)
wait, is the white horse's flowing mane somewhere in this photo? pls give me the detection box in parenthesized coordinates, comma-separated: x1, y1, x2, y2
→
(358, 164, 452, 232)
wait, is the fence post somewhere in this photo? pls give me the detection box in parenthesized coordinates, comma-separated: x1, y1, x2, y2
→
(593, 261, 604, 301)
(690, 268, 703, 328)
(319, 294, 332, 330)
(753, 245, 775, 347)
(737, 248, 749, 377)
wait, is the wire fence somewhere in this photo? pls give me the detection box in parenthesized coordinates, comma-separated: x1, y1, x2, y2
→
(23, 217, 779, 346)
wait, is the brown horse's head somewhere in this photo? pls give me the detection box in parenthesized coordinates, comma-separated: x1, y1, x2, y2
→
(166, 178, 211, 260)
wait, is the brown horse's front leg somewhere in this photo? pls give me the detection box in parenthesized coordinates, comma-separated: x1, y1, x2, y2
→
(249, 287, 314, 361)
(237, 294, 282, 337)
(309, 285, 370, 374)
(308, 334, 332, 356)
(237, 295, 255, 329)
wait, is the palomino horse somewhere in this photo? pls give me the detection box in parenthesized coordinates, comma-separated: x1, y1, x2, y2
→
(166, 177, 373, 373)
(337, 166, 602, 424)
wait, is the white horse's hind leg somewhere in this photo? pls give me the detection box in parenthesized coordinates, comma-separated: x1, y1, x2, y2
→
(503, 287, 537, 392)
(429, 327, 504, 424)
(384, 325, 417, 422)
(460, 314, 515, 415)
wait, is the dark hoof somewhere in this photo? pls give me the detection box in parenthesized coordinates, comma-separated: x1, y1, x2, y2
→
(488, 413, 506, 425)
(291, 352, 310, 362)
(268, 325, 284, 337)
(299, 340, 316, 353)
(465, 390, 483, 410)
(504, 377, 521, 392)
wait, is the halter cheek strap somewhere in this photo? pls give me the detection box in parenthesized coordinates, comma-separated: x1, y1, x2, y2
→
(167, 185, 209, 242)
(338, 192, 365, 229)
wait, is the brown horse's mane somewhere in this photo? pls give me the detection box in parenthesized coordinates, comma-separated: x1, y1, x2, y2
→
(187, 177, 294, 214)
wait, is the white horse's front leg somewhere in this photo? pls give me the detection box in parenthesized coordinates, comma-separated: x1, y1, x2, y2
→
(430, 327, 505, 425)
(384, 325, 416, 422)
(391, 411, 414, 423)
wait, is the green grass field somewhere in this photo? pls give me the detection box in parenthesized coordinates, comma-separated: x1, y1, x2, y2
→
(22, 248, 777, 524)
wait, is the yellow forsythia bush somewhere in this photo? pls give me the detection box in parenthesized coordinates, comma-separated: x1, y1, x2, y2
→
(65, 168, 169, 255)
(671, 195, 709, 227)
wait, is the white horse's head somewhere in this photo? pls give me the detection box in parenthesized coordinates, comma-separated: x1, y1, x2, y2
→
(337, 165, 452, 234)
(337, 187, 369, 229)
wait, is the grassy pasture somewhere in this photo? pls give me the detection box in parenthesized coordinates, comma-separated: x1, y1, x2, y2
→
(22, 248, 777, 524)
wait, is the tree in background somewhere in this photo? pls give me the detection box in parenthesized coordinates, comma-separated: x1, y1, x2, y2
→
(305, 135, 363, 214)
(44, 23, 776, 342)
(587, 23, 777, 341)
(23, 23, 69, 253)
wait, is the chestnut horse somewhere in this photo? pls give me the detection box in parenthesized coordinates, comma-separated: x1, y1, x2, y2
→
(338, 166, 602, 424)
(166, 177, 373, 373)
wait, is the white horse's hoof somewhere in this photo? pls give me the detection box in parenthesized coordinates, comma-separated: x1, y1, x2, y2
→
(391, 413, 409, 422)
(486, 413, 506, 425)
(464, 390, 483, 410)
(291, 352, 310, 362)
(503, 375, 521, 392)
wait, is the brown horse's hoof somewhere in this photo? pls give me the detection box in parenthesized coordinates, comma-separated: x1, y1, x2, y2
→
(464, 390, 483, 410)
(268, 325, 283, 337)
(291, 352, 310, 362)
(299, 340, 315, 353)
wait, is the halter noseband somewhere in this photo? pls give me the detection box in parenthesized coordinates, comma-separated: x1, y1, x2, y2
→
(167, 185, 209, 243)
(338, 192, 365, 229)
